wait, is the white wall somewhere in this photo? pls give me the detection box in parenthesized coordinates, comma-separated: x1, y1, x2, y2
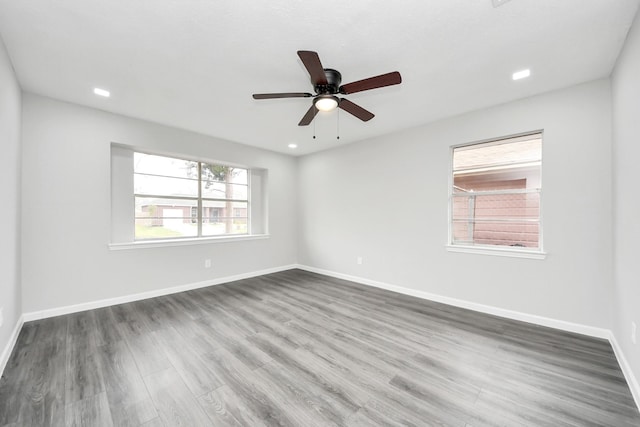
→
(0, 36, 21, 363)
(298, 79, 613, 329)
(21, 94, 297, 313)
(612, 8, 640, 392)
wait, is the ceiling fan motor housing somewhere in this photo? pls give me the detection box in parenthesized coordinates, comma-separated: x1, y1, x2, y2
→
(315, 68, 342, 94)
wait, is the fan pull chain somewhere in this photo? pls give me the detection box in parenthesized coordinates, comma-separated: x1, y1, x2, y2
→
(313, 119, 316, 139)
(337, 107, 340, 140)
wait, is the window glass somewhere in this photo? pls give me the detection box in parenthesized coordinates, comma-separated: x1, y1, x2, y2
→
(134, 152, 249, 240)
(451, 133, 542, 249)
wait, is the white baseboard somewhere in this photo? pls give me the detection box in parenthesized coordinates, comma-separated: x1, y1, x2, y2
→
(295, 264, 640, 412)
(23, 264, 297, 322)
(609, 332, 640, 411)
(0, 314, 24, 379)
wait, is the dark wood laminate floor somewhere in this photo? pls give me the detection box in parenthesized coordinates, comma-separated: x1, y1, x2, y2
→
(1, 269, 639, 426)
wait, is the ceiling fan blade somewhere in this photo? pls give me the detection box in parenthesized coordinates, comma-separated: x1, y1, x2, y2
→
(253, 92, 313, 99)
(298, 105, 319, 126)
(297, 50, 328, 86)
(339, 71, 402, 94)
(339, 99, 375, 122)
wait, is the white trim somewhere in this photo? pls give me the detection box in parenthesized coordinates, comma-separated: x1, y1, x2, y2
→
(23, 264, 295, 322)
(0, 314, 24, 379)
(295, 264, 609, 338)
(108, 234, 270, 250)
(446, 244, 547, 259)
(609, 331, 640, 411)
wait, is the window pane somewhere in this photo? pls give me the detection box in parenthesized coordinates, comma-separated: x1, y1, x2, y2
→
(135, 174, 198, 197)
(132, 152, 252, 241)
(202, 201, 248, 236)
(201, 182, 248, 200)
(453, 136, 541, 172)
(454, 167, 540, 192)
(134, 152, 198, 180)
(451, 133, 542, 250)
(452, 219, 539, 247)
(135, 197, 198, 239)
(452, 192, 540, 221)
(201, 165, 248, 185)
(230, 168, 248, 184)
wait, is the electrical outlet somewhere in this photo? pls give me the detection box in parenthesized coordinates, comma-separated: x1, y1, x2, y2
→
(204, 259, 211, 269)
(357, 256, 363, 265)
(632, 322, 637, 345)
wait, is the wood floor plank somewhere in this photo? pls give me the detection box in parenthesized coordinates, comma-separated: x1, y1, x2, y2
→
(256, 360, 354, 426)
(93, 308, 123, 347)
(196, 298, 257, 338)
(210, 286, 306, 350)
(65, 312, 105, 404)
(345, 397, 441, 427)
(14, 316, 69, 349)
(64, 392, 113, 427)
(197, 385, 250, 427)
(201, 349, 330, 427)
(140, 417, 165, 427)
(64, 346, 104, 405)
(17, 339, 66, 427)
(120, 331, 172, 378)
(193, 318, 273, 370)
(168, 291, 210, 321)
(96, 340, 157, 426)
(152, 327, 224, 397)
(111, 303, 155, 337)
(0, 316, 68, 426)
(142, 368, 213, 427)
(247, 332, 365, 415)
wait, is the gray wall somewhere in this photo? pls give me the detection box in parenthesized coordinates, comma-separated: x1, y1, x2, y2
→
(21, 94, 298, 313)
(0, 36, 21, 359)
(298, 79, 613, 330)
(612, 8, 640, 392)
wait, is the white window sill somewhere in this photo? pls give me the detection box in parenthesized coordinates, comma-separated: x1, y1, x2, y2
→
(109, 234, 270, 250)
(446, 244, 546, 260)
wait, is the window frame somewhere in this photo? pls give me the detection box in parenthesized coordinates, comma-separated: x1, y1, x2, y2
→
(133, 150, 251, 242)
(446, 131, 546, 259)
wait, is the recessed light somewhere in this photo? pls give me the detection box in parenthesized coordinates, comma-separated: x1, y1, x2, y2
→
(93, 87, 110, 97)
(288, 143, 298, 149)
(512, 69, 531, 81)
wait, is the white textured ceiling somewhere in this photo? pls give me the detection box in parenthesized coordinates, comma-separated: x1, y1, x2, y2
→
(0, 0, 638, 155)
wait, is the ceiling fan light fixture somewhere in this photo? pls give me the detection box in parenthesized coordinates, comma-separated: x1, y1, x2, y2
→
(314, 95, 339, 112)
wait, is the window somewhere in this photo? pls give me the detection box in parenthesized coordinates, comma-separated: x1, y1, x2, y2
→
(134, 152, 249, 240)
(450, 132, 542, 252)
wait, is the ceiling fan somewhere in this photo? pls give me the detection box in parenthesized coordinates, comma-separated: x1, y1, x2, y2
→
(252, 50, 402, 126)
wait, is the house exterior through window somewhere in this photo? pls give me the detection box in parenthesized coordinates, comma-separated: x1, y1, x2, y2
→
(450, 132, 542, 251)
(133, 152, 249, 240)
